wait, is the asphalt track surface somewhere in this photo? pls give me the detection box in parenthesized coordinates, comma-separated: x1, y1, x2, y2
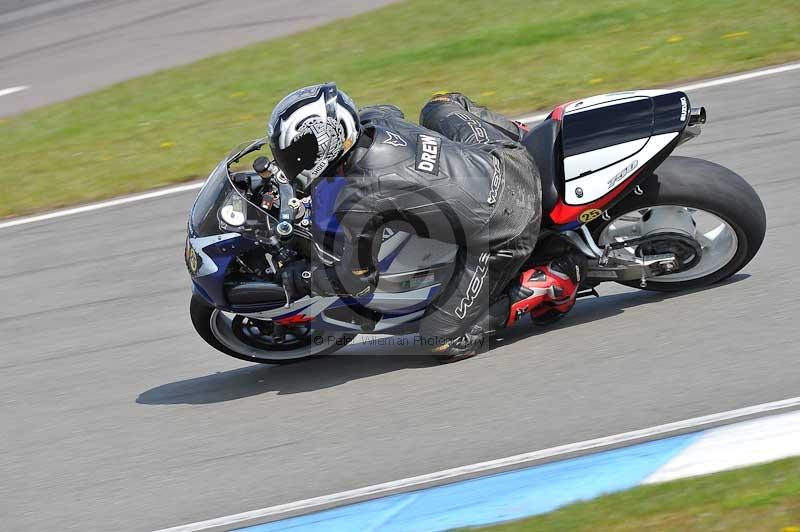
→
(0, 0, 396, 116)
(1, 67, 799, 530)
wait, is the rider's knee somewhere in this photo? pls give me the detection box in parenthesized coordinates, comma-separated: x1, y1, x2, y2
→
(419, 92, 468, 125)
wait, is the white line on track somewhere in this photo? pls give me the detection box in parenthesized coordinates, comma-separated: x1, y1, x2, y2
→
(516, 61, 800, 123)
(0, 85, 29, 98)
(154, 396, 800, 532)
(2, 60, 800, 232)
(0, 182, 204, 230)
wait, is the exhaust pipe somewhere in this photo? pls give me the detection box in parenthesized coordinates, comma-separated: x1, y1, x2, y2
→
(689, 106, 706, 125)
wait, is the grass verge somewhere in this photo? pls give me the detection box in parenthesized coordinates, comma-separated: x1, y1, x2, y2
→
(480, 457, 800, 532)
(1, 0, 799, 218)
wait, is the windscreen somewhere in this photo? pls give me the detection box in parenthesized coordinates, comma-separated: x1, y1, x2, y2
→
(189, 152, 279, 242)
(190, 162, 234, 237)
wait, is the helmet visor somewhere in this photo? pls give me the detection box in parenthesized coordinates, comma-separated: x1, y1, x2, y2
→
(272, 132, 319, 180)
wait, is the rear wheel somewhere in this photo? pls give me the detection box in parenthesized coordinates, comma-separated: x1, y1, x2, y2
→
(190, 294, 356, 364)
(593, 156, 766, 291)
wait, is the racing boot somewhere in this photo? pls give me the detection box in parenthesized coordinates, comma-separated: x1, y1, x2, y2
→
(431, 324, 488, 363)
(506, 255, 585, 327)
(430, 297, 512, 363)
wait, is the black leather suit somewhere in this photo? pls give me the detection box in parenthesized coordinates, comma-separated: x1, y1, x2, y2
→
(314, 93, 542, 347)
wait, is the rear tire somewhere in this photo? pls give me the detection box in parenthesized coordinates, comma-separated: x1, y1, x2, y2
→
(593, 156, 766, 291)
(190, 294, 355, 364)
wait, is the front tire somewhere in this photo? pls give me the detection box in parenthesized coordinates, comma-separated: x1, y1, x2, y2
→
(190, 294, 356, 364)
(593, 156, 766, 291)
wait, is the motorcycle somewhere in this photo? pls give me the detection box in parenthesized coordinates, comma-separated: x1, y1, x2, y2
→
(185, 89, 766, 364)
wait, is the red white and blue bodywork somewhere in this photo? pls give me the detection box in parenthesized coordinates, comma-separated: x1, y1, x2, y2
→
(187, 89, 699, 335)
(536, 89, 694, 227)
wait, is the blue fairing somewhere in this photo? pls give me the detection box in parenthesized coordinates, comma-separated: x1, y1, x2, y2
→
(192, 245, 237, 307)
(190, 236, 252, 309)
(191, 281, 214, 305)
(312, 176, 348, 236)
(190, 236, 289, 313)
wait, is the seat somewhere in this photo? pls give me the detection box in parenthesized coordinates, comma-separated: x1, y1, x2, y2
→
(521, 119, 562, 213)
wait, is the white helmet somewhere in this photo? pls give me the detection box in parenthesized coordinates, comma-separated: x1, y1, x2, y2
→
(268, 83, 359, 188)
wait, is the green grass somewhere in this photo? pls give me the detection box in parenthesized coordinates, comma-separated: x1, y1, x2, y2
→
(480, 457, 800, 532)
(1, 0, 799, 218)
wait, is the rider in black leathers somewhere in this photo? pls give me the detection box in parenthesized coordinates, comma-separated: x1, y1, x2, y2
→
(329, 96, 540, 360)
(270, 84, 547, 361)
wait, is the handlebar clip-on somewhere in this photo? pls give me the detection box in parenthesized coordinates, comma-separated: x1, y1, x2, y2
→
(253, 156, 297, 241)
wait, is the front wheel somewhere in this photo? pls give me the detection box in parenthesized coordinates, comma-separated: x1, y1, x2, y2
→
(593, 156, 766, 291)
(189, 294, 356, 364)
